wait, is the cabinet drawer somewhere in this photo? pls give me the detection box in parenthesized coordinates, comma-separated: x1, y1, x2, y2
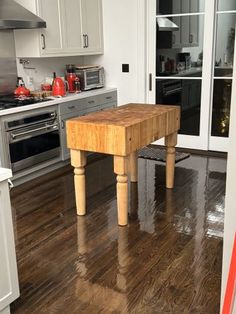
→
(100, 102, 117, 111)
(94, 91, 117, 105)
(59, 99, 100, 115)
(59, 100, 87, 115)
(59, 91, 117, 116)
(79, 91, 117, 108)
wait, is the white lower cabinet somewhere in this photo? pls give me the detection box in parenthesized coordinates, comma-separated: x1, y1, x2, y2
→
(14, 0, 103, 57)
(0, 170, 19, 313)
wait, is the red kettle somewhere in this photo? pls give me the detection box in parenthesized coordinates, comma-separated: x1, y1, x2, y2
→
(14, 85, 31, 97)
(14, 77, 30, 97)
(52, 72, 66, 97)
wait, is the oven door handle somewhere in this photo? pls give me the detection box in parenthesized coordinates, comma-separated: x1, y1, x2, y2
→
(10, 124, 58, 141)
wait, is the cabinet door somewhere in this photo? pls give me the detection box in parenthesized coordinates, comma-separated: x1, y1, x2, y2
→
(189, 0, 199, 46)
(60, 0, 84, 53)
(172, 19, 181, 48)
(181, 0, 190, 47)
(38, 0, 64, 55)
(0, 181, 19, 311)
(81, 0, 103, 53)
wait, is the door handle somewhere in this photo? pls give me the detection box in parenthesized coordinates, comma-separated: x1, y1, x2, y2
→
(149, 73, 152, 91)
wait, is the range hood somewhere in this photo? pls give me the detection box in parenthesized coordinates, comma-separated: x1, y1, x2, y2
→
(157, 17, 179, 31)
(0, 0, 46, 29)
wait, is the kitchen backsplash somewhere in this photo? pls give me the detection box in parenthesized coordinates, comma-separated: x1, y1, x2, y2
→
(16, 56, 86, 90)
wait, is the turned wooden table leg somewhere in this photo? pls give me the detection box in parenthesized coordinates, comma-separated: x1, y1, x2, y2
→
(129, 151, 138, 182)
(114, 156, 129, 226)
(165, 132, 177, 189)
(71, 149, 87, 215)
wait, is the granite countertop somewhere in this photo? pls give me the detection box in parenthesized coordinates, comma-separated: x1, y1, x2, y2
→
(0, 87, 117, 117)
(0, 168, 12, 182)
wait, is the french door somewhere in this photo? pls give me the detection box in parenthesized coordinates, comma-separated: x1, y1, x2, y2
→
(147, 0, 236, 151)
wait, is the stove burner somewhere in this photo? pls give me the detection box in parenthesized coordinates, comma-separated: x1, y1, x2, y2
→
(0, 95, 52, 110)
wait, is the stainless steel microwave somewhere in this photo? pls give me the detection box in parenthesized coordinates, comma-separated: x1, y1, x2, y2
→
(75, 67, 105, 91)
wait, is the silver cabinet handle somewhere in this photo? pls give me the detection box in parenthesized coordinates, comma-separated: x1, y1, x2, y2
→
(189, 34, 193, 44)
(83, 34, 87, 48)
(41, 34, 46, 50)
(68, 105, 75, 110)
(85, 34, 89, 48)
(88, 100, 95, 104)
(106, 96, 112, 100)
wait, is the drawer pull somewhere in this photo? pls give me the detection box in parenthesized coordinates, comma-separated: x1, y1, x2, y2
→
(41, 34, 46, 50)
(106, 96, 112, 100)
(68, 105, 75, 110)
(88, 100, 95, 104)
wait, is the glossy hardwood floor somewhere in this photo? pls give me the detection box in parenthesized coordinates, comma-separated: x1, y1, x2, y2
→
(10, 154, 226, 314)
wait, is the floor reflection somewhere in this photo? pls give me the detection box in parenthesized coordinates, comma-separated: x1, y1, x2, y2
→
(11, 155, 226, 313)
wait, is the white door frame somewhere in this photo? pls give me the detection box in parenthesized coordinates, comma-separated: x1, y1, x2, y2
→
(144, 0, 235, 151)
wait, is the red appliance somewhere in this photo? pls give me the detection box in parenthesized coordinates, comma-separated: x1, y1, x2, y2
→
(66, 72, 76, 93)
(52, 73, 66, 97)
(66, 64, 77, 93)
(14, 85, 30, 97)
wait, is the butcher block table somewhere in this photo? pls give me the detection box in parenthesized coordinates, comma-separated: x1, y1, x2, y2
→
(67, 103, 180, 226)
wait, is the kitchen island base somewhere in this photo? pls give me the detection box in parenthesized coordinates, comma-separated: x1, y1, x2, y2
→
(67, 104, 180, 226)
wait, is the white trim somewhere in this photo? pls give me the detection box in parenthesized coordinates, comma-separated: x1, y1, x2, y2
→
(198, 0, 216, 150)
(209, 136, 229, 152)
(156, 76, 202, 80)
(214, 77, 233, 80)
(146, 0, 156, 103)
(0, 306, 10, 314)
(137, 0, 147, 103)
(156, 13, 205, 18)
(220, 16, 236, 311)
(216, 10, 236, 14)
(207, 0, 219, 150)
(153, 134, 209, 150)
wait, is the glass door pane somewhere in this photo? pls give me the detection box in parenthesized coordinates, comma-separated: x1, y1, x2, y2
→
(156, 79, 202, 135)
(156, 0, 205, 15)
(156, 10, 204, 138)
(211, 79, 232, 137)
(214, 13, 236, 77)
(210, 9, 235, 149)
(218, 0, 236, 12)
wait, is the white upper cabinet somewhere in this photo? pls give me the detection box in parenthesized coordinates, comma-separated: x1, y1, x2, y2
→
(81, 0, 103, 53)
(172, 0, 181, 48)
(39, 0, 64, 55)
(189, 0, 199, 46)
(60, 0, 83, 53)
(14, 0, 103, 57)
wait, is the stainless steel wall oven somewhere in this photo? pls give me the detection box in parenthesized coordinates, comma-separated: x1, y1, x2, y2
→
(2, 107, 61, 173)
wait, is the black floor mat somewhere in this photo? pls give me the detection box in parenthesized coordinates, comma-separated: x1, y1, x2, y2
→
(138, 146, 190, 163)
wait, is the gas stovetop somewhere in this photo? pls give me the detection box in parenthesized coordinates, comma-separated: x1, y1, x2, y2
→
(0, 95, 51, 111)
